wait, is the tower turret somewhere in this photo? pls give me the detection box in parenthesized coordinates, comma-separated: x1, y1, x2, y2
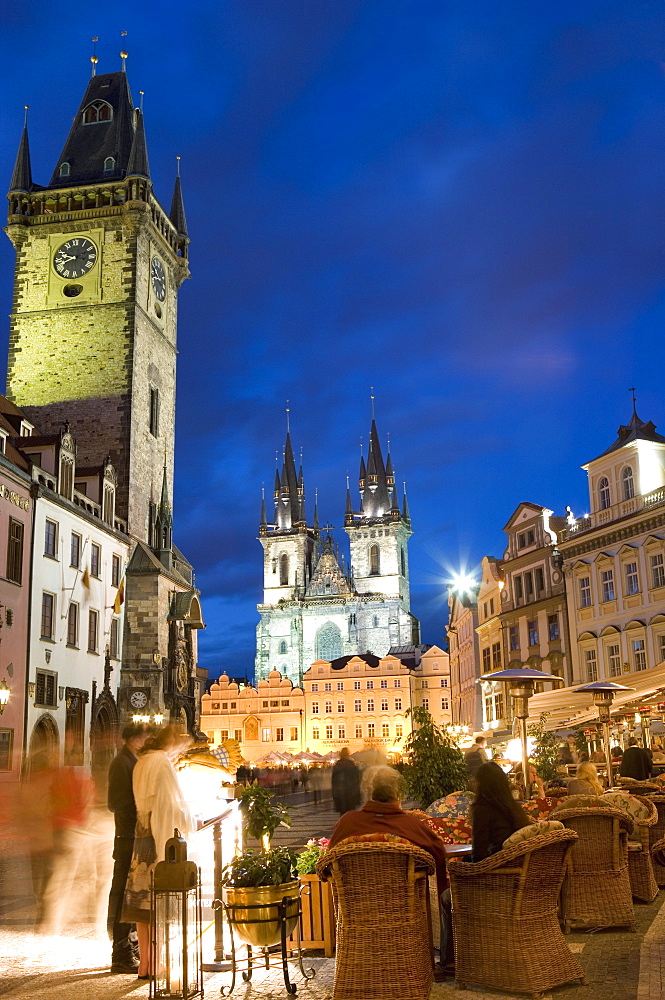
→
(8, 114, 32, 194)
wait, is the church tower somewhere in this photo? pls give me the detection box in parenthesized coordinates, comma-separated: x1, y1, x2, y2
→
(5, 65, 189, 543)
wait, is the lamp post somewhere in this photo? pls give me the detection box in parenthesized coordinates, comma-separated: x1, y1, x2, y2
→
(573, 681, 634, 787)
(151, 830, 202, 1000)
(480, 667, 564, 795)
(0, 679, 10, 715)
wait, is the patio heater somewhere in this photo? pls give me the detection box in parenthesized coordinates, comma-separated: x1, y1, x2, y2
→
(480, 667, 564, 796)
(151, 830, 203, 1000)
(573, 682, 634, 788)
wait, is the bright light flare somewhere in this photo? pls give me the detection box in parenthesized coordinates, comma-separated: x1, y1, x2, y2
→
(504, 736, 535, 762)
(450, 572, 477, 597)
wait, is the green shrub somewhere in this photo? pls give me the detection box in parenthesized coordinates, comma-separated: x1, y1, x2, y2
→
(403, 706, 468, 808)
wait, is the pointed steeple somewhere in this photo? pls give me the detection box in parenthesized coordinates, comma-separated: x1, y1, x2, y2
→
(126, 109, 150, 178)
(345, 475, 354, 526)
(274, 407, 302, 531)
(313, 489, 320, 531)
(154, 463, 173, 568)
(260, 487, 267, 532)
(402, 483, 410, 522)
(9, 114, 32, 193)
(170, 160, 188, 236)
(362, 417, 391, 518)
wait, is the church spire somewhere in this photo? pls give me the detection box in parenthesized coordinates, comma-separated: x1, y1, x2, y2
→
(402, 482, 410, 522)
(154, 462, 173, 568)
(126, 108, 150, 178)
(170, 158, 188, 236)
(259, 487, 267, 535)
(273, 409, 302, 531)
(9, 111, 32, 193)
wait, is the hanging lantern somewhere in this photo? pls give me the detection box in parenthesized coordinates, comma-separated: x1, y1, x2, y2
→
(151, 829, 203, 1000)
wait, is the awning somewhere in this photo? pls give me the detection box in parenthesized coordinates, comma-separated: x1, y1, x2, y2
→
(528, 662, 665, 730)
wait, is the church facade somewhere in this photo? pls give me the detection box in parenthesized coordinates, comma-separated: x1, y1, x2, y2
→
(255, 416, 420, 686)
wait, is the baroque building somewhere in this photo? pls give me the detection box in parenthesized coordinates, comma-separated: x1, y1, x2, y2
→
(5, 58, 204, 762)
(255, 414, 420, 686)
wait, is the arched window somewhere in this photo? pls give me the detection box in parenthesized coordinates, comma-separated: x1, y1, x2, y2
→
(59, 162, 70, 178)
(82, 101, 113, 124)
(369, 544, 380, 575)
(278, 640, 287, 655)
(598, 477, 611, 510)
(279, 553, 289, 585)
(622, 466, 635, 500)
(315, 623, 342, 662)
(103, 156, 115, 172)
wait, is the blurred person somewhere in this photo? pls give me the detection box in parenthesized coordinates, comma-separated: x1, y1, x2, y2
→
(107, 722, 151, 974)
(20, 749, 57, 926)
(464, 736, 488, 778)
(567, 761, 604, 796)
(122, 725, 194, 979)
(513, 762, 545, 800)
(620, 737, 652, 781)
(331, 748, 360, 816)
(590, 748, 606, 763)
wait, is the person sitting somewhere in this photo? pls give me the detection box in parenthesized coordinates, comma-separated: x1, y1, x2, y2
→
(567, 761, 603, 796)
(620, 737, 653, 781)
(513, 762, 545, 800)
(439, 763, 531, 974)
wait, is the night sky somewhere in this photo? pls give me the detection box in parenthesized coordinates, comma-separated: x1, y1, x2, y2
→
(1, 3, 664, 679)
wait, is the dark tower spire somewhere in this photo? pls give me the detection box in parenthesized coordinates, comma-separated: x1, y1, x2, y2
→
(170, 157, 188, 236)
(313, 488, 320, 531)
(274, 407, 302, 531)
(402, 482, 410, 522)
(126, 109, 150, 178)
(345, 474, 354, 526)
(259, 486, 267, 533)
(9, 110, 32, 193)
(362, 416, 391, 518)
(154, 462, 173, 569)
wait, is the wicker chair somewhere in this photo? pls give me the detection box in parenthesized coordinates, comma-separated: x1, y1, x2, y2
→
(317, 840, 435, 1000)
(646, 795, 665, 886)
(554, 807, 635, 932)
(446, 829, 584, 998)
(626, 795, 659, 902)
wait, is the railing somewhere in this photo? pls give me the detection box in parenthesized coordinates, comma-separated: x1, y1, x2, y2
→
(564, 487, 665, 539)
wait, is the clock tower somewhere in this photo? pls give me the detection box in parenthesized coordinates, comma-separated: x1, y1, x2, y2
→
(6, 64, 205, 730)
(5, 67, 189, 543)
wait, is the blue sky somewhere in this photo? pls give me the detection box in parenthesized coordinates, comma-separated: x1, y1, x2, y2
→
(1, 2, 664, 678)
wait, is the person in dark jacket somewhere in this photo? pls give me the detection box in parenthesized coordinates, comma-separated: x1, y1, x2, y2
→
(331, 748, 361, 815)
(106, 722, 151, 973)
(620, 738, 653, 781)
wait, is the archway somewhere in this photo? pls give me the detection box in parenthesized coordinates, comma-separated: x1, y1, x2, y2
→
(28, 714, 59, 771)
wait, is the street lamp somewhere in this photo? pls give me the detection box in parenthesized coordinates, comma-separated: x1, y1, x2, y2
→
(480, 667, 564, 795)
(0, 679, 10, 715)
(152, 829, 203, 1000)
(573, 681, 634, 787)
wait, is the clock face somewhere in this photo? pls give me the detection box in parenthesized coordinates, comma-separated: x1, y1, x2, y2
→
(130, 690, 148, 709)
(151, 257, 166, 301)
(176, 660, 188, 692)
(53, 237, 97, 279)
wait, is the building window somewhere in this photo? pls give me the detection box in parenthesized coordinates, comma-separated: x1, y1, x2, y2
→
(441, 696, 449, 710)
(517, 529, 535, 549)
(367, 723, 375, 737)
(598, 477, 611, 510)
(528, 621, 539, 646)
(311, 683, 319, 692)
(608, 643, 621, 677)
(382, 723, 389, 738)
(104, 156, 116, 172)
(373, 615, 379, 627)
(324, 682, 332, 691)
(112, 554, 121, 588)
(219, 729, 228, 741)
(324, 701, 332, 714)
(70, 532, 81, 569)
(548, 614, 560, 641)
(394, 678, 401, 687)
(82, 100, 113, 124)
(369, 544, 380, 575)
(484, 696, 493, 722)
(109, 617, 120, 659)
(35, 670, 57, 707)
(440, 677, 449, 687)
(235, 729, 242, 742)
(59, 162, 70, 177)
(67, 603, 78, 647)
(622, 466, 635, 500)
(585, 649, 598, 682)
(149, 387, 160, 437)
(381, 699, 388, 711)
(230, 702, 237, 710)
(651, 554, 665, 590)
(312, 727, 320, 740)
(524, 572, 534, 598)
(88, 609, 98, 653)
(325, 724, 333, 739)
(355, 725, 362, 739)
(422, 698, 429, 710)
(262, 700, 269, 708)
(311, 702, 319, 714)
(366, 680, 374, 689)
(262, 728, 271, 742)
(316, 622, 342, 661)
(354, 700, 361, 711)
(395, 697, 402, 711)
(579, 576, 592, 608)
(601, 569, 615, 602)
(514, 576, 523, 601)
(338, 726, 345, 739)
(421, 680, 428, 689)
(495, 691, 504, 718)
(44, 520, 58, 558)
(482, 648, 491, 671)
(658, 634, 665, 664)
(278, 640, 287, 654)
(395, 724, 403, 738)
(337, 701, 344, 713)
(41, 593, 55, 640)
(290, 726, 298, 741)
(491, 642, 501, 668)
(6, 518, 24, 585)
(0, 729, 12, 772)
(535, 567, 544, 593)
(270, 700, 279, 708)
(353, 681, 361, 690)
(367, 699, 374, 712)
(276, 728, 284, 742)
(625, 562, 639, 596)
(632, 639, 647, 671)
(509, 625, 519, 650)
(380, 678, 388, 688)
(90, 542, 101, 578)
(337, 681, 344, 690)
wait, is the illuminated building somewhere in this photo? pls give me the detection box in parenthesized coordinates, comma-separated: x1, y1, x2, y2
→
(447, 584, 482, 733)
(256, 413, 420, 687)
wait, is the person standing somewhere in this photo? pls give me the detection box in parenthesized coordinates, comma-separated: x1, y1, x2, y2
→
(464, 737, 488, 779)
(620, 737, 653, 781)
(331, 748, 360, 816)
(107, 722, 151, 974)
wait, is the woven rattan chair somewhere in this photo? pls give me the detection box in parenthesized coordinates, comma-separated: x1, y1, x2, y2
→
(646, 795, 665, 886)
(626, 795, 659, 902)
(317, 840, 435, 1000)
(554, 807, 635, 932)
(446, 829, 583, 998)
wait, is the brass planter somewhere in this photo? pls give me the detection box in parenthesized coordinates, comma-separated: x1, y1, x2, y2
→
(222, 881, 300, 947)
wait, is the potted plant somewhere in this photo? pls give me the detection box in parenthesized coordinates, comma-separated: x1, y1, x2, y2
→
(221, 784, 298, 947)
(287, 838, 335, 956)
(403, 706, 468, 808)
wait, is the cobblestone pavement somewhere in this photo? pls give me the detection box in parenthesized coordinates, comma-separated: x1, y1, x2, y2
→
(0, 798, 663, 999)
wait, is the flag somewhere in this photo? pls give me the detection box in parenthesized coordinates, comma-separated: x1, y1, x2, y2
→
(81, 566, 91, 593)
(113, 577, 125, 614)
